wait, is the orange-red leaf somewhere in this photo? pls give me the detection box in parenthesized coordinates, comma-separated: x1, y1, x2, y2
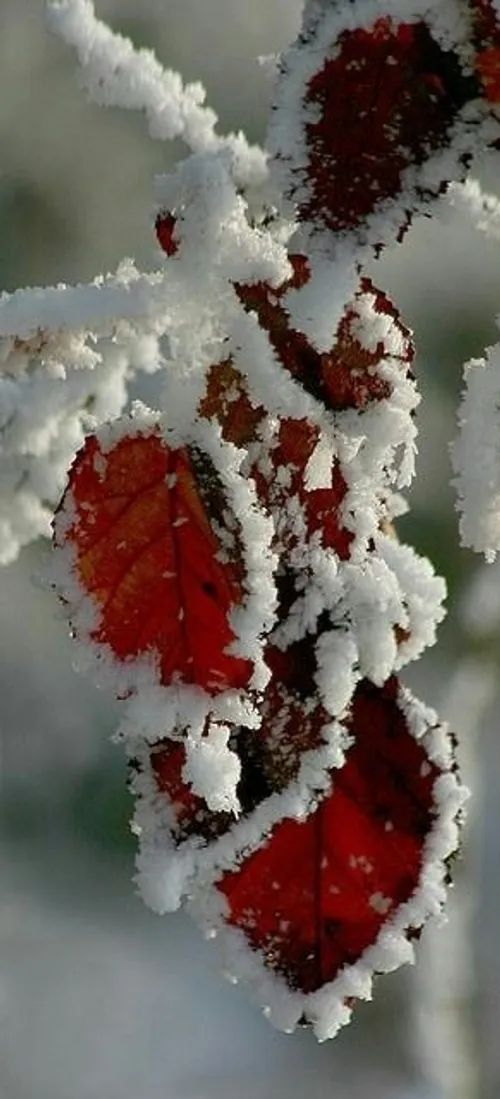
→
(476, 45, 500, 101)
(54, 428, 252, 693)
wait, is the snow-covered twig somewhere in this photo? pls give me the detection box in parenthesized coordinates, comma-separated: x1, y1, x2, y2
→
(0, 264, 172, 353)
(46, 0, 267, 190)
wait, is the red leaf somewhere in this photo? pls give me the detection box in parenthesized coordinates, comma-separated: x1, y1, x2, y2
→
(320, 279, 414, 409)
(218, 679, 446, 996)
(281, 17, 480, 239)
(155, 212, 179, 256)
(137, 637, 461, 1029)
(198, 359, 265, 447)
(265, 418, 353, 559)
(198, 364, 353, 559)
(236, 264, 413, 411)
(54, 427, 252, 693)
(150, 739, 231, 841)
(472, 0, 500, 50)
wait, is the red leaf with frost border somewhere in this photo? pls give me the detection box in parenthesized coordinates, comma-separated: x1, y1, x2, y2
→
(198, 364, 354, 560)
(274, 16, 482, 241)
(53, 427, 252, 693)
(217, 678, 451, 998)
(135, 630, 461, 1030)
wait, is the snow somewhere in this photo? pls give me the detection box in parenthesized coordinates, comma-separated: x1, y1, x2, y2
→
(46, 0, 268, 190)
(183, 725, 241, 814)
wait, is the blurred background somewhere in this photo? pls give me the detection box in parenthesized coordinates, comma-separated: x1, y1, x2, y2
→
(2, 2, 500, 1097)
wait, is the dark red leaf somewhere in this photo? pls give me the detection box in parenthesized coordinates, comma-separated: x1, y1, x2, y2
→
(266, 417, 353, 559)
(155, 212, 179, 256)
(472, 0, 500, 50)
(218, 679, 444, 995)
(198, 358, 265, 447)
(198, 361, 353, 559)
(285, 17, 480, 238)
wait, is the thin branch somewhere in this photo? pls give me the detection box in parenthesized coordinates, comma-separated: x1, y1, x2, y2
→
(46, 0, 267, 189)
(0, 265, 173, 348)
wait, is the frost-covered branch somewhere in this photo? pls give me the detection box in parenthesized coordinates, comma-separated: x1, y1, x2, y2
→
(0, 321, 165, 565)
(46, 0, 267, 190)
(0, 263, 173, 353)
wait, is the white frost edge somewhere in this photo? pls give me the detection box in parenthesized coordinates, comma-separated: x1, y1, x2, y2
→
(0, 332, 162, 566)
(448, 177, 500, 242)
(182, 681, 468, 1042)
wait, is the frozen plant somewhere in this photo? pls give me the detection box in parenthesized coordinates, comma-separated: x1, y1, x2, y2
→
(2, 0, 500, 1041)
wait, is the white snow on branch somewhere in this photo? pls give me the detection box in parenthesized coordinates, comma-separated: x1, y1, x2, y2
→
(0, 331, 159, 565)
(46, 0, 267, 190)
(0, 261, 174, 348)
